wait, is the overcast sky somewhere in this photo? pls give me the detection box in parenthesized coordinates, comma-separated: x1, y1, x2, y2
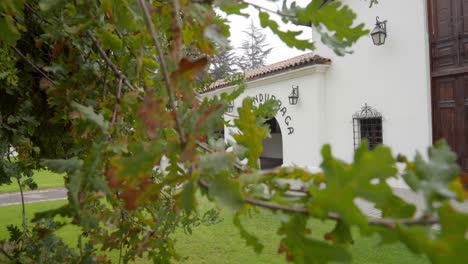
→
(223, 0, 312, 64)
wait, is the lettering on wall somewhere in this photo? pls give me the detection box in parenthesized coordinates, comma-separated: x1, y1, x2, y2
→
(252, 93, 295, 135)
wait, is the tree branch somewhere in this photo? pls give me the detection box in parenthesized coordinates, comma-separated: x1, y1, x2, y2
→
(196, 141, 244, 171)
(102, 57, 110, 97)
(87, 31, 137, 92)
(110, 77, 123, 129)
(195, 142, 311, 196)
(239, 0, 296, 19)
(198, 179, 439, 228)
(16, 178, 28, 232)
(10, 45, 56, 85)
(224, 112, 239, 118)
(24, 3, 51, 25)
(137, 0, 186, 146)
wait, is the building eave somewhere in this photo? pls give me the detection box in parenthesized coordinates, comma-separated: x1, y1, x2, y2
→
(202, 63, 331, 97)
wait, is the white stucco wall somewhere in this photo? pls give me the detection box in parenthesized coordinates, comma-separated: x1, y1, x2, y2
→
(312, 0, 432, 160)
(312, 0, 432, 188)
(204, 0, 432, 189)
(205, 65, 329, 167)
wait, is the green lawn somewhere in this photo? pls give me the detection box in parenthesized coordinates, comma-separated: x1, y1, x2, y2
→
(0, 198, 429, 263)
(0, 170, 65, 194)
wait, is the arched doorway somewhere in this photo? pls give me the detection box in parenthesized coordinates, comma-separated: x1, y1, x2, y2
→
(260, 118, 283, 169)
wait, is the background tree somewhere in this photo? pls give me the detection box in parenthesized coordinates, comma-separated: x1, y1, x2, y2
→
(0, 0, 466, 264)
(237, 21, 273, 71)
(209, 44, 237, 81)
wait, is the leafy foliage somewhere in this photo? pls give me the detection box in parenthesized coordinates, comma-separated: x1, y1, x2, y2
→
(402, 140, 462, 208)
(0, 0, 466, 264)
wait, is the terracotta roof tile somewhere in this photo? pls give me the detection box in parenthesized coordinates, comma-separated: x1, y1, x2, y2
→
(202, 52, 331, 93)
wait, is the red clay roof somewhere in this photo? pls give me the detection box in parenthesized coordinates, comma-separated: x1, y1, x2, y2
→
(202, 52, 331, 93)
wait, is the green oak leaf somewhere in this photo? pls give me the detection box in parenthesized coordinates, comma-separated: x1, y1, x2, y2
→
(200, 152, 243, 210)
(7, 224, 23, 242)
(39, 0, 63, 12)
(293, 0, 368, 55)
(41, 158, 83, 210)
(178, 180, 197, 214)
(114, 140, 164, 182)
(215, 0, 249, 16)
(396, 204, 468, 264)
(0, 16, 21, 45)
(200, 152, 235, 173)
(112, 0, 139, 31)
(66, 170, 82, 211)
(233, 214, 264, 253)
(253, 96, 280, 119)
(324, 220, 354, 245)
(279, 215, 351, 264)
(41, 157, 83, 174)
(206, 171, 243, 211)
(403, 140, 460, 208)
(71, 102, 109, 132)
(0, 159, 20, 184)
(309, 143, 415, 227)
(233, 98, 269, 169)
(432, 204, 468, 263)
(95, 28, 124, 51)
(258, 11, 312, 50)
(81, 141, 108, 192)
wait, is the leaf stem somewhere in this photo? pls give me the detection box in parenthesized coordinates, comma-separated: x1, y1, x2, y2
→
(110, 77, 123, 129)
(137, 0, 186, 146)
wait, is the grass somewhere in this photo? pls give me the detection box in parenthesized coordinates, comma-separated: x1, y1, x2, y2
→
(172, 201, 429, 264)
(0, 200, 78, 242)
(0, 170, 65, 194)
(0, 198, 430, 263)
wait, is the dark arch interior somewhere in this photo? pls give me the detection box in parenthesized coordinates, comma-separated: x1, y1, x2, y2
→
(260, 118, 283, 169)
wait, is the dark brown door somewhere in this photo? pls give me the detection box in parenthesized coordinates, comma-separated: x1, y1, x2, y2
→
(429, 0, 468, 183)
(432, 75, 468, 171)
(430, 0, 459, 72)
(430, 0, 468, 73)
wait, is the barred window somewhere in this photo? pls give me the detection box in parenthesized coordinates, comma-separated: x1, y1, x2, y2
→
(353, 104, 383, 150)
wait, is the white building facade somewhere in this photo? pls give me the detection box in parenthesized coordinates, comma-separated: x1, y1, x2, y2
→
(203, 0, 468, 188)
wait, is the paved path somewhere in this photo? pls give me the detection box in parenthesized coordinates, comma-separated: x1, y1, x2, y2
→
(0, 188, 67, 206)
(356, 188, 468, 218)
(285, 179, 468, 218)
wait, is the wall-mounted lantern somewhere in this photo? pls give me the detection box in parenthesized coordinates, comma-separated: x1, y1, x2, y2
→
(371, 16, 387, 46)
(227, 101, 234, 113)
(288, 85, 299, 105)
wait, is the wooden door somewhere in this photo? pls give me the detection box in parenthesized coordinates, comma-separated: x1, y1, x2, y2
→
(430, 0, 468, 72)
(432, 76, 468, 172)
(429, 0, 468, 185)
(430, 0, 459, 72)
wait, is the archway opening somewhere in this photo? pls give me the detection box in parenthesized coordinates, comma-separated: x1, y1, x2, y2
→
(260, 118, 283, 169)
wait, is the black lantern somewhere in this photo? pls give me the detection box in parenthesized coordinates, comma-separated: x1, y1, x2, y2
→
(227, 101, 234, 113)
(288, 85, 299, 105)
(371, 16, 387, 46)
